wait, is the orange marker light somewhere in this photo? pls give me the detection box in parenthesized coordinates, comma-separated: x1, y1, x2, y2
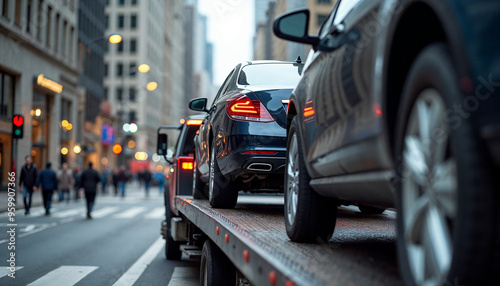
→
(216, 226, 220, 235)
(269, 271, 277, 285)
(243, 250, 249, 263)
(225, 234, 229, 243)
(186, 119, 203, 126)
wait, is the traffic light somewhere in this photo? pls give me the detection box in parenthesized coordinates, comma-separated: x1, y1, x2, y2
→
(12, 115, 24, 139)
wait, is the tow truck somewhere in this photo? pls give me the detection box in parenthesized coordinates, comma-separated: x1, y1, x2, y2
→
(158, 119, 400, 286)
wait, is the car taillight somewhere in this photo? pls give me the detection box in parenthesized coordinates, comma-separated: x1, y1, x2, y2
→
(226, 95, 273, 122)
(178, 157, 194, 170)
(186, 119, 203, 126)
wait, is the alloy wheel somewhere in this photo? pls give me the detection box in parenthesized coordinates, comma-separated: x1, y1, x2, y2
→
(401, 88, 457, 285)
(286, 133, 299, 225)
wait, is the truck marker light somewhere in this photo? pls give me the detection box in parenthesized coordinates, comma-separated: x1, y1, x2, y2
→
(181, 162, 194, 170)
(269, 271, 277, 285)
(285, 281, 295, 286)
(243, 250, 249, 263)
(184, 204, 186, 209)
(225, 234, 229, 243)
(186, 119, 203, 126)
(216, 226, 220, 235)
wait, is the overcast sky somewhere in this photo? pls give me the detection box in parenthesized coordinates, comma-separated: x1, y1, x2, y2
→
(198, 0, 255, 85)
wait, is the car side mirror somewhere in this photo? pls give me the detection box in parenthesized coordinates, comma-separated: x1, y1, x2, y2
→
(157, 133, 168, 157)
(273, 9, 319, 46)
(189, 98, 209, 112)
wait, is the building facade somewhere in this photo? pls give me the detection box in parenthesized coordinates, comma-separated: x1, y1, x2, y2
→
(104, 0, 165, 167)
(0, 0, 79, 188)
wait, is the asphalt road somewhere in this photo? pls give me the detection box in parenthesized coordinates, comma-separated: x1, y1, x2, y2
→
(0, 186, 199, 286)
(0, 185, 402, 286)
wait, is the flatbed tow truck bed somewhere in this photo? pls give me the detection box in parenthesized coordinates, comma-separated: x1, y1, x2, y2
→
(175, 195, 403, 286)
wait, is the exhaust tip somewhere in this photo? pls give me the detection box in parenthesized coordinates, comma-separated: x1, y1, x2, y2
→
(247, 163, 272, 172)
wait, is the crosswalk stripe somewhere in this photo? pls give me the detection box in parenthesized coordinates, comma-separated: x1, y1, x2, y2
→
(167, 267, 199, 286)
(112, 237, 163, 286)
(52, 208, 86, 218)
(144, 207, 164, 219)
(113, 207, 147, 218)
(27, 266, 98, 286)
(0, 266, 24, 278)
(92, 206, 120, 218)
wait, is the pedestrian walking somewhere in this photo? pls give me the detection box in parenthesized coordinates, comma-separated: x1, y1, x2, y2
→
(112, 168, 119, 196)
(36, 162, 58, 216)
(100, 166, 111, 194)
(57, 163, 74, 203)
(117, 166, 128, 197)
(73, 165, 82, 200)
(154, 171, 165, 193)
(80, 162, 101, 219)
(143, 168, 152, 197)
(19, 155, 38, 215)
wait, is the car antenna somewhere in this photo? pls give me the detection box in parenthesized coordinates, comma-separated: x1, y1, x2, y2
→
(295, 56, 302, 64)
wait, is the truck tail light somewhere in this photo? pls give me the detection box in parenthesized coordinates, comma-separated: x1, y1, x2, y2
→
(178, 157, 194, 170)
(226, 95, 273, 122)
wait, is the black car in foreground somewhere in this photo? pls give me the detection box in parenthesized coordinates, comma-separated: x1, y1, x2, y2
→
(274, 0, 500, 285)
(189, 60, 303, 208)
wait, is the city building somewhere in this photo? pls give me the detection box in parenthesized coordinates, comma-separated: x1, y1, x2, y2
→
(78, 0, 107, 170)
(104, 0, 165, 167)
(0, 0, 79, 189)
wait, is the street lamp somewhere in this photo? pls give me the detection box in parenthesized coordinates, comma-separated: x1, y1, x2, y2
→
(108, 33, 122, 44)
(146, 81, 158, 91)
(137, 64, 150, 73)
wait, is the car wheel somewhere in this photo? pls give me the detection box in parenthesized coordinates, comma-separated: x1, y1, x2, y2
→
(396, 44, 498, 285)
(208, 140, 238, 208)
(284, 116, 337, 243)
(200, 240, 237, 286)
(358, 205, 385, 215)
(165, 199, 182, 260)
(193, 158, 207, 199)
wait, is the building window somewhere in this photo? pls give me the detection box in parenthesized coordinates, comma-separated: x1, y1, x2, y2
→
(129, 88, 136, 102)
(104, 88, 108, 100)
(62, 20, 67, 58)
(0, 71, 14, 117)
(119, 0, 125, 6)
(2, 0, 9, 18)
(117, 40, 124, 53)
(55, 13, 60, 53)
(69, 26, 75, 62)
(317, 0, 331, 3)
(116, 87, 123, 101)
(14, 0, 21, 25)
(129, 62, 136, 77)
(104, 64, 108, 77)
(130, 14, 137, 29)
(317, 14, 329, 27)
(105, 14, 109, 29)
(130, 39, 137, 53)
(131, 0, 137, 5)
(26, 0, 33, 33)
(116, 63, 123, 76)
(37, 0, 44, 41)
(46, 5, 52, 48)
(129, 110, 136, 122)
(118, 14, 124, 29)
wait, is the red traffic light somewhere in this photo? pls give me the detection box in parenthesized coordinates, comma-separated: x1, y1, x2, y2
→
(13, 115, 23, 127)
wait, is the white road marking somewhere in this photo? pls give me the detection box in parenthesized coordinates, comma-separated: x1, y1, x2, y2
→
(144, 207, 164, 219)
(52, 208, 86, 218)
(167, 267, 199, 286)
(113, 207, 147, 218)
(112, 236, 164, 286)
(27, 266, 98, 286)
(92, 206, 120, 218)
(0, 266, 24, 278)
(21, 224, 36, 232)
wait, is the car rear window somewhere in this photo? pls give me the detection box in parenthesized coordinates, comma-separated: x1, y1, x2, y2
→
(237, 63, 302, 86)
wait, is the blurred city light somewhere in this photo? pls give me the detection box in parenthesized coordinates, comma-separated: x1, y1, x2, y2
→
(108, 34, 122, 44)
(73, 145, 81, 154)
(129, 123, 138, 133)
(146, 82, 157, 91)
(61, 147, 69, 155)
(138, 64, 150, 73)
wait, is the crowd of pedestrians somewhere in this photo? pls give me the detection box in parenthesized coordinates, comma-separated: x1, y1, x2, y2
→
(18, 155, 164, 219)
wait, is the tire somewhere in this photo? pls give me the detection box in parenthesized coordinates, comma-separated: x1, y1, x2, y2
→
(208, 140, 238, 208)
(284, 116, 337, 243)
(358, 205, 385, 215)
(395, 44, 498, 286)
(200, 240, 237, 286)
(193, 158, 207, 199)
(165, 200, 182, 260)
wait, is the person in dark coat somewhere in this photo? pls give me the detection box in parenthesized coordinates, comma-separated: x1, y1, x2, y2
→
(36, 162, 58, 215)
(19, 155, 38, 215)
(80, 162, 101, 219)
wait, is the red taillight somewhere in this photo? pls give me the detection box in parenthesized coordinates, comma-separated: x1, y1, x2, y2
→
(226, 95, 273, 122)
(242, 151, 277, 155)
(186, 119, 203, 126)
(178, 157, 194, 170)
